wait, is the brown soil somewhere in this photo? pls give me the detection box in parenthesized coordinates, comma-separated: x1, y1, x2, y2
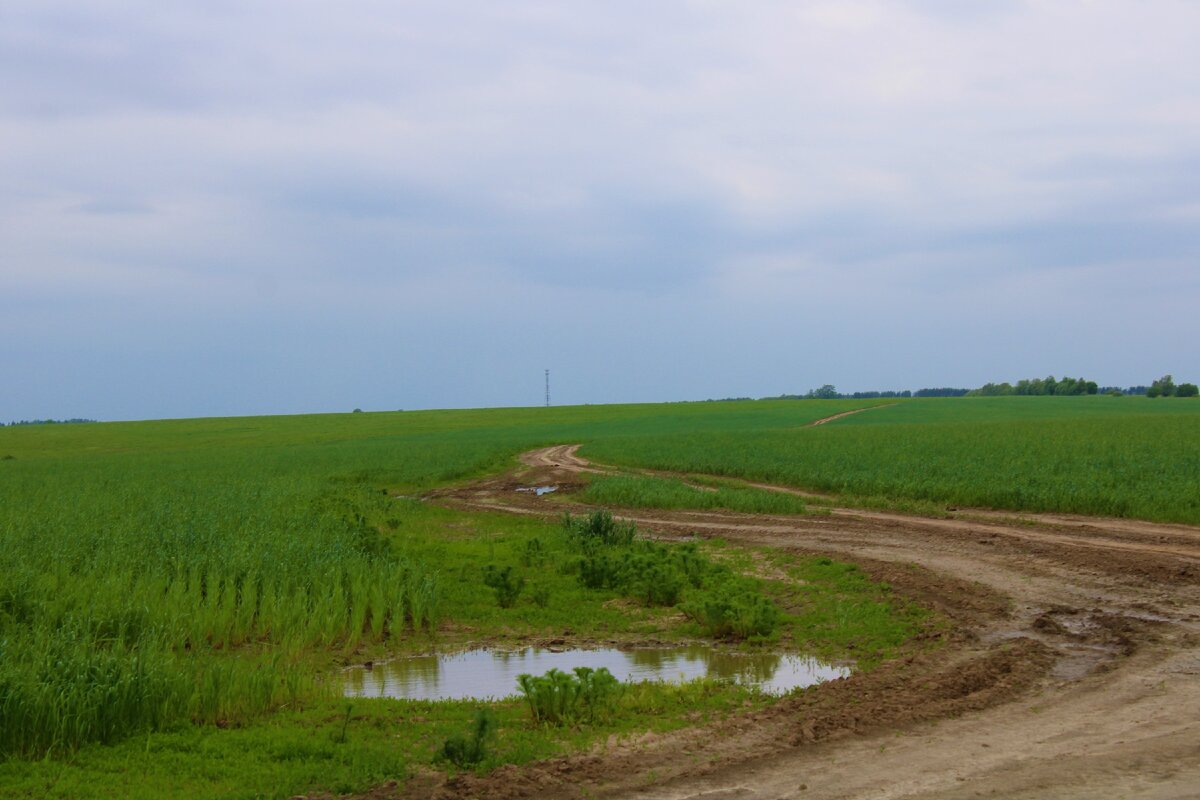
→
(807, 403, 896, 426)
(366, 446, 1200, 799)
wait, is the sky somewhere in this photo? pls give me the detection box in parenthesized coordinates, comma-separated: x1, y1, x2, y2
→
(3, 0, 1199, 421)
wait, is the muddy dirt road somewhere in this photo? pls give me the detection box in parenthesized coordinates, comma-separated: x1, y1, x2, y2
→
(422, 446, 1200, 800)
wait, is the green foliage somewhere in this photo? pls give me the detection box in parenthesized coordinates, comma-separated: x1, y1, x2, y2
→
(516, 667, 622, 725)
(807, 384, 839, 399)
(482, 565, 525, 608)
(572, 535, 724, 608)
(682, 581, 781, 640)
(434, 708, 496, 768)
(0, 480, 431, 757)
(1149, 374, 1176, 398)
(2, 391, 1193, 781)
(0, 676, 772, 800)
(334, 702, 353, 744)
(969, 375, 1099, 396)
(582, 397, 1200, 525)
(1178, 383, 1199, 398)
(582, 473, 809, 515)
(519, 537, 547, 567)
(562, 510, 637, 549)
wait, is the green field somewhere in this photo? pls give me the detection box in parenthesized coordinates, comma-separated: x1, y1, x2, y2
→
(1, 396, 1197, 797)
(584, 397, 1200, 524)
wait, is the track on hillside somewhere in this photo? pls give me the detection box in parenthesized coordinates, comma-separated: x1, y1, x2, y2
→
(403, 445, 1200, 800)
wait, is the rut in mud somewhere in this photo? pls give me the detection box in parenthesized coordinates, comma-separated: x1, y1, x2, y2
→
(376, 446, 1200, 799)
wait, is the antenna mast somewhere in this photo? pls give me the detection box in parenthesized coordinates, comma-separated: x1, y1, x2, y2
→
(545, 369, 550, 407)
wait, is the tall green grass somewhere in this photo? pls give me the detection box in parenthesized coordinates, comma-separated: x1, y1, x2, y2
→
(1, 395, 1195, 762)
(581, 473, 810, 514)
(584, 399, 1200, 524)
(0, 459, 440, 757)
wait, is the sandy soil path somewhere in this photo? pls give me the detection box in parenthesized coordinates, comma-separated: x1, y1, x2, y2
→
(417, 446, 1200, 800)
(807, 404, 895, 426)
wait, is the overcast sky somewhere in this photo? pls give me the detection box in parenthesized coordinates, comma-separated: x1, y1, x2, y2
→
(3, 1, 1199, 421)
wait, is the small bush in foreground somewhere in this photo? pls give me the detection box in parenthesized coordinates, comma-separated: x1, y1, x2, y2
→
(683, 582, 781, 640)
(482, 565, 525, 608)
(562, 510, 636, 549)
(519, 537, 547, 566)
(575, 540, 721, 607)
(434, 708, 496, 768)
(516, 666, 621, 725)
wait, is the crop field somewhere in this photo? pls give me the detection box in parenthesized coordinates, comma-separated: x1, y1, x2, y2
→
(1, 395, 1198, 797)
(585, 396, 1200, 524)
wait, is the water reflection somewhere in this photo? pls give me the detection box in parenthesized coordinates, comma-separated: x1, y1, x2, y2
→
(343, 646, 849, 701)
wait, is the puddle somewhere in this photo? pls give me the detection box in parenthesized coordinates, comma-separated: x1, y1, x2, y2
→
(343, 646, 850, 701)
(515, 486, 557, 496)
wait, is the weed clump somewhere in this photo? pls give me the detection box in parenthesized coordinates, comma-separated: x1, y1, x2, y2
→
(519, 537, 547, 567)
(562, 510, 636, 550)
(568, 517, 720, 608)
(682, 583, 781, 640)
(434, 708, 496, 768)
(516, 667, 621, 725)
(578, 550, 686, 606)
(562, 513, 780, 637)
(482, 565, 525, 608)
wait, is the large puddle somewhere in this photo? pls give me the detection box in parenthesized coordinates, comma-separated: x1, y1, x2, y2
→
(343, 646, 850, 701)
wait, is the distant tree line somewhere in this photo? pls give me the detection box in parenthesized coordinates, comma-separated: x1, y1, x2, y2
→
(1098, 386, 1148, 396)
(766, 385, 913, 401)
(968, 374, 1196, 398)
(3, 418, 98, 427)
(1143, 375, 1198, 398)
(913, 387, 970, 398)
(706, 375, 1197, 404)
(968, 375, 1098, 397)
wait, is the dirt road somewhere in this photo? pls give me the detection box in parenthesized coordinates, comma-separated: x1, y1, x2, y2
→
(807, 404, 895, 426)
(423, 446, 1200, 800)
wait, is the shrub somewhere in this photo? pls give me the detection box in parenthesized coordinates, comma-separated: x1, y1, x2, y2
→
(619, 551, 685, 606)
(1178, 383, 1199, 398)
(682, 582, 781, 640)
(577, 551, 621, 590)
(562, 510, 636, 550)
(434, 709, 495, 768)
(575, 540, 724, 607)
(482, 565, 525, 608)
(519, 537, 546, 567)
(516, 667, 621, 725)
(672, 542, 717, 588)
(575, 547, 684, 606)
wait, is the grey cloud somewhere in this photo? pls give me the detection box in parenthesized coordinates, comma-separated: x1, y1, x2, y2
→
(3, 1, 1200, 420)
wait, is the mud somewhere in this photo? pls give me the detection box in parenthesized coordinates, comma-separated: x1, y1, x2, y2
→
(349, 445, 1200, 799)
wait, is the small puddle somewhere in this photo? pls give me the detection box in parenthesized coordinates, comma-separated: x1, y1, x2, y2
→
(343, 646, 850, 701)
(515, 485, 558, 496)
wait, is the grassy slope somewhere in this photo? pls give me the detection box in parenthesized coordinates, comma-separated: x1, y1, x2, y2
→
(0, 399, 924, 798)
(2, 396, 1196, 796)
(583, 397, 1200, 524)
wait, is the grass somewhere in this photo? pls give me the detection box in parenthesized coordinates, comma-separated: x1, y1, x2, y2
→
(1, 394, 1193, 795)
(583, 397, 1200, 524)
(581, 473, 811, 514)
(0, 680, 769, 799)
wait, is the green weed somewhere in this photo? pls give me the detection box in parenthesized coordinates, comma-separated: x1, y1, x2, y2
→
(682, 582, 781, 640)
(516, 667, 622, 725)
(434, 708, 496, 768)
(482, 565, 525, 608)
